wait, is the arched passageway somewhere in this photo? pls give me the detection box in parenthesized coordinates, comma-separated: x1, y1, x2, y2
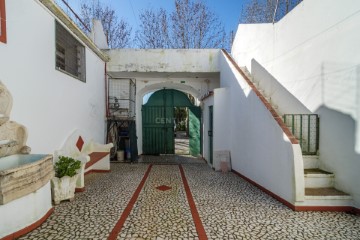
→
(142, 89, 201, 156)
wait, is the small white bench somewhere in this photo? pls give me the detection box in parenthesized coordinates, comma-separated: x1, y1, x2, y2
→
(54, 130, 113, 191)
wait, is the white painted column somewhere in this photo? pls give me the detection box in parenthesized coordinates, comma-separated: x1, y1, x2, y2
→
(213, 88, 231, 170)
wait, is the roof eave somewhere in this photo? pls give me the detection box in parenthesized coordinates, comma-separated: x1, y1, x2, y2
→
(38, 0, 110, 62)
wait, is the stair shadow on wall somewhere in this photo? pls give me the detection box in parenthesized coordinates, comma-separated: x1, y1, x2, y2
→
(315, 105, 360, 206)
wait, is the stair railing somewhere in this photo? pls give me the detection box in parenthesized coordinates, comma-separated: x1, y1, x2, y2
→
(283, 114, 319, 155)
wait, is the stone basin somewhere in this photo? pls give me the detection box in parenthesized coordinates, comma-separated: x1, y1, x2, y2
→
(0, 154, 54, 205)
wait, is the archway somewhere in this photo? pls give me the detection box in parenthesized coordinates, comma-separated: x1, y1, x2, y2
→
(142, 89, 201, 156)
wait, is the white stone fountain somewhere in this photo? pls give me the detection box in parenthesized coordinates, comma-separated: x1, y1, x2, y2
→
(0, 81, 54, 238)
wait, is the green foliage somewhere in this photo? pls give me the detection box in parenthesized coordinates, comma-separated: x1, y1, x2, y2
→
(176, 121, 186, 131)
(175, 107, 188, 131)
(55, 156, 81, 178)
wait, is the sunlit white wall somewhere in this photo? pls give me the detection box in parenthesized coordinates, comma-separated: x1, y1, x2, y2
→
(232, 0, 360, 208)
(0, 0, 106, 154)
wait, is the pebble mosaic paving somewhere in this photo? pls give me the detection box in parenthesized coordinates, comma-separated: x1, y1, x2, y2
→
(19, 164, 149, 240)
(19, 156, 360, 240)
(117, 165, 198, 239)
(138, 155, 205, 165)
(175, 138, 190, 155)
(183, 164, 360, 240)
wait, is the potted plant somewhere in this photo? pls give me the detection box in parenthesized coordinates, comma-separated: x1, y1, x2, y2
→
(51, 156, 81, 204)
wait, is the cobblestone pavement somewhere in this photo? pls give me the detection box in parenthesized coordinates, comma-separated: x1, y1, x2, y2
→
(118, 165, 198, 239)
(19, 164, 149, 240)
(183, 164, 360, 240)
(138, 155, 204, 164)
(175, 138, 190, 155)
(19, 156, 360, 240)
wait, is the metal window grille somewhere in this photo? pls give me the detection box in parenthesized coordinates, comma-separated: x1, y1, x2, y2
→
(55, 21, 86, 82)
(108, 79, 136, 119)
(283, 114, 319, 155)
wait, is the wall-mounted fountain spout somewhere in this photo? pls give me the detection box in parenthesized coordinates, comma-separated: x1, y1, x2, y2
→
(0, 121, 31, 157)
(0, 140, 18, 157)
(0, 81, 31, 157)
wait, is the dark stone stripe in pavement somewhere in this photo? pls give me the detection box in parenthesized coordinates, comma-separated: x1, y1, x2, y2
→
(179, 164, 208, 240)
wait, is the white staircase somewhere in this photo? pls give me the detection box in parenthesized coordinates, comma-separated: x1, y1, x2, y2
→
(303, 155, 319, 169)
(241, 66, 353, 207)
(302, 155, 352, 206)
(304, 168, 334, 188)
(240, 67, 278, 107)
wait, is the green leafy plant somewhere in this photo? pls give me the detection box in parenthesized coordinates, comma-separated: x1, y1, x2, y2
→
(55, 156, 81, 178)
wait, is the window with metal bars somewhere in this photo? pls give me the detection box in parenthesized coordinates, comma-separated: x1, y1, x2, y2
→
(55, 21, 86, 82)
(0, 0, 7, 43)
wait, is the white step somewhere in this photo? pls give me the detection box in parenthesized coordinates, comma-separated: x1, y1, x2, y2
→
(300, 187, 353, 207)
(240, 66, 280, 112)
(298, 198, 353, 207)
(253, 81, 260, 87)
(264, 96, 279, 110)
(240, 67, 252, 79)
(304, 169, 334, 188)
(303, 155, 319, 169)
(259, 89, 266, 95)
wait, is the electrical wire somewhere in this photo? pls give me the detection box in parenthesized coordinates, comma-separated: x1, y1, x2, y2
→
(128, 0, 139, 27)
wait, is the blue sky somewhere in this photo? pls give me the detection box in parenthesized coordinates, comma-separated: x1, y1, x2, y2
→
(65, 0, 250, 35)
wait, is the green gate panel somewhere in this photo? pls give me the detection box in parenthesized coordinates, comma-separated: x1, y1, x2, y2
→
(146, 89, 193, 107)
(189, 107, 201, 156)
(209, 106, 213, 164)
(142, 106, 174, 154)
(142, 89, 200, 155)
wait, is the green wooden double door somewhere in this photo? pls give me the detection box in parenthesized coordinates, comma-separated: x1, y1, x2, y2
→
(142, 89, 201, 156)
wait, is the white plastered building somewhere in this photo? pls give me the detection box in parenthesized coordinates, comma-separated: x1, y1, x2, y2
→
(0, 0, 359, 237)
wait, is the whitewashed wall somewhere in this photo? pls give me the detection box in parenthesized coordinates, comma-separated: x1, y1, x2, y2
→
(107, 49, 220, 73)
(219, 52, 304, 204)
(251, 59, 311, 116)
(0, 183, 52, 238)
(232, 0, 360, 208)
(0, 0, 106, 154)
(213, 88, 231, 170)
